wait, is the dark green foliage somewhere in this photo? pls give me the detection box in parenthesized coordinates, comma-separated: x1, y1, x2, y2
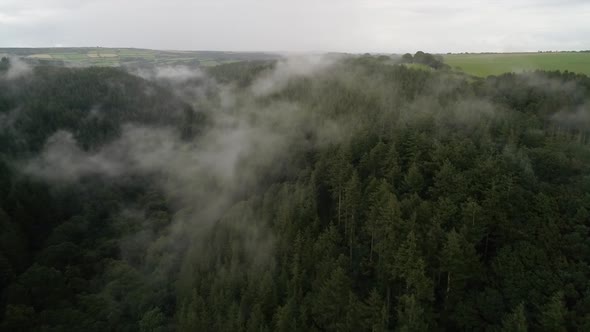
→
(0, 64, 192, 152)
(2, 57, 590, 331)
(206, 60, 275, 87)
(401, 53, 413, 64)
(501, 303, 528, 332)
(401, 51, 449, 70)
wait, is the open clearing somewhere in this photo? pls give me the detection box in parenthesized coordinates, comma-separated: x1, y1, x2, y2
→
(444, 52, 590, 77)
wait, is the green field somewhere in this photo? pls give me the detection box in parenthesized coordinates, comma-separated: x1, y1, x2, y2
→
(444, 52, 590, 77)
(0, 47, 280, 67)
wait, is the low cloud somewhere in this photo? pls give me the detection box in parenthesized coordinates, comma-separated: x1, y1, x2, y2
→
(21, 55, 357, 285)
(251, 54, 340, 96)
(25, 130, 126, 181)
(1, 57, 33, 80)
(0, 107, 21, 131)
(551, 103, 590, 130)
(134, 65, 205, 83)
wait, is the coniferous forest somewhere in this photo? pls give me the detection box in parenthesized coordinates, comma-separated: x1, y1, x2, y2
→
(1, 54, 590, 331)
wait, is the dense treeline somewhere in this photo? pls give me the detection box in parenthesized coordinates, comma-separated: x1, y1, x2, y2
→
(1, 56, 590, 331)
(401, 51, 449, 70)
(0, 64, 195, 153)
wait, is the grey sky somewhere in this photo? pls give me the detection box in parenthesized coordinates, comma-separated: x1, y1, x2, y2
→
(1, 0, 588, 53)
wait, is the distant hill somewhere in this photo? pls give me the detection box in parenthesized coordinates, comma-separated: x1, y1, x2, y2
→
(0, 47, 282, 68)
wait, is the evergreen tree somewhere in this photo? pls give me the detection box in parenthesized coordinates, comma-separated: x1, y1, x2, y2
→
(501, 303, 528, 332)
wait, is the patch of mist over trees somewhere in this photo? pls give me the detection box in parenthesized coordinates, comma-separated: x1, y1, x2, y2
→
(0, 57, 8, 71)
(0, 54, 590, 331)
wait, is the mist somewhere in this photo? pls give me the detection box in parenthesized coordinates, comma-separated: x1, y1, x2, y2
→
(0, 56, 32, 80)
(22, 57, 355, 279)
(4, 48, 590, 331)
(251, 54, 340, 96)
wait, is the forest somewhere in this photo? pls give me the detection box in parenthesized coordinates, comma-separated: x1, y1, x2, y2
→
(1, 53, 590, 332)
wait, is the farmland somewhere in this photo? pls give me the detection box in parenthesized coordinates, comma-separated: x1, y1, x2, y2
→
(444, 52, 590, 77)
(0, 47, 280, 67)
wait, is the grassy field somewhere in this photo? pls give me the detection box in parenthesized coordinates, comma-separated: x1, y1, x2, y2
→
(0, 47, 280, 67)
(444, 52, 590, 77)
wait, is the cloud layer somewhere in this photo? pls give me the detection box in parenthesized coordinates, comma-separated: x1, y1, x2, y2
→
(1, 0, 589, 52)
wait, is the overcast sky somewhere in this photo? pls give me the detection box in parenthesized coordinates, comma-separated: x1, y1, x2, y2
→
(1, 0, 589, 53)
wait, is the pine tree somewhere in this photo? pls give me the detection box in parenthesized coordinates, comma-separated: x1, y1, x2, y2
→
(343, 171, 362, 263)
(311, 266, 352, 331)
(393, 231, 433, 302)
(327, 146, 353, 226)
(396, 294, 429, 332)
(274, 299, 298, 332)
(501, 303, 528, 332)
(404, 163, 424, 194)
(139, 307, 166, 332)
(539, 292, 566, 332)
(363, 288, 389, 332)
(367, 180, 401, 263)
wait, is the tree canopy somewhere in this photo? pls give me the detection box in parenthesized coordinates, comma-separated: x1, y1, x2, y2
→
(1, 55, 589, 331)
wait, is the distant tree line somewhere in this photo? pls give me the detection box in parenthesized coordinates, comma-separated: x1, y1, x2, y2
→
(400, 51, 449, 70)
